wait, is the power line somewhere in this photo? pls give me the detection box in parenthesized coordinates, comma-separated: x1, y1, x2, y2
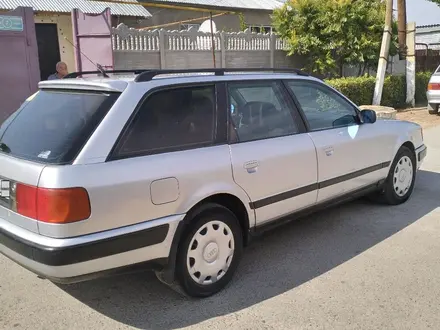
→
(138, 12, 229, 30)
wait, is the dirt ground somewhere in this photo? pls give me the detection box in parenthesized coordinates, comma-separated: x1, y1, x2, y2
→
(396, 108, 440, 129)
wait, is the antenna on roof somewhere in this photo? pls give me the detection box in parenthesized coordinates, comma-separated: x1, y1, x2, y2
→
(63, 37, 110, 78)
(96, 63, 110, 78)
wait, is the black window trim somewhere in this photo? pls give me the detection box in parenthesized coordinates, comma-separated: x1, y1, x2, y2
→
(282, 79, 364, 133)
(225, 79, 307, 145)
(107, 82, 225, 162)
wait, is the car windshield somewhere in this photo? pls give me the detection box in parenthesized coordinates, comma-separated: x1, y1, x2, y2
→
(0, 89, 119, 164)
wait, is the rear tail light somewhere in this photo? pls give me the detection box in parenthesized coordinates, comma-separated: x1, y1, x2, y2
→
(428, 83, 440, 91)
(12, 183, 91, 224)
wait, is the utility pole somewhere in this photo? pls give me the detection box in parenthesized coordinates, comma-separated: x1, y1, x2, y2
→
(373, 0, 394, 105)
(397, 0, 407, 59)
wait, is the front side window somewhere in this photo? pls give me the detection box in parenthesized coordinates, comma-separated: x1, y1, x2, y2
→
(287, 81, 359, 131)
(228, 81, 299, 142)
(114, 85, 216, 158)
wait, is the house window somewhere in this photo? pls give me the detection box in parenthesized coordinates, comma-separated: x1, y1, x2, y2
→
(180, 23, 201, 31)
(247, 25, 274, 34)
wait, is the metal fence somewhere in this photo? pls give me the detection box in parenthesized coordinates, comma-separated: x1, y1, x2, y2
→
(416, 43, 440, 73)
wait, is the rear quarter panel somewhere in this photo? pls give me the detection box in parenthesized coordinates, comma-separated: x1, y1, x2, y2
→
(37, 145, 254, 238)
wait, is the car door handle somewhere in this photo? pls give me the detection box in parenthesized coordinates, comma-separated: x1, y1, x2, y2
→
(244, 160, 259, 173)
(324, 146, 334, 156)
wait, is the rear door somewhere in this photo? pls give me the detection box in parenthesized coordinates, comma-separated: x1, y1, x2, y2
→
(285, 79, 394, 203)
(227, 80, 318, 227)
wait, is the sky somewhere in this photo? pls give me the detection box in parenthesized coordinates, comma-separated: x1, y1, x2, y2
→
(406, 0, 440, 26)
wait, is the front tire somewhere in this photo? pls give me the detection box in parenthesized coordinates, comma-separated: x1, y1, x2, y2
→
(175, 204, 243, 298)
(376, 146, 416, 205)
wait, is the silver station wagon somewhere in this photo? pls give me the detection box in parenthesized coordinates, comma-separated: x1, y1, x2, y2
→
(0, 68, 427, 298)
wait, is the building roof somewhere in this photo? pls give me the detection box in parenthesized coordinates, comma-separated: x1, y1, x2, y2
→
(417, 24, 440, 34)
(144, 0, 283, 11)
(0, 0, 151, 17)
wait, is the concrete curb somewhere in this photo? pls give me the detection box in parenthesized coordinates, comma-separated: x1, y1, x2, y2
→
(397, 107, 426, 113)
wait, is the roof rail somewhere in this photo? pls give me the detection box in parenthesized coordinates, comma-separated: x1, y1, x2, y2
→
(64, 69, 150, 79)
(134, 68, 309, 82)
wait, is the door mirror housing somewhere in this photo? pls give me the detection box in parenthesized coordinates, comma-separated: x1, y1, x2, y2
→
(360, 109, 377, 124)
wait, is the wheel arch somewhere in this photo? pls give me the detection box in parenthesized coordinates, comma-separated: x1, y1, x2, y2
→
(186, 194, 251, 243)
(391, 138, 416, 166)
(159, 192, 253, 284)
(402, 140, 415, 155)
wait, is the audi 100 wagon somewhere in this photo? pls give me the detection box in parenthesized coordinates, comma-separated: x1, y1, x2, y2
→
(0, 68, 427, 298)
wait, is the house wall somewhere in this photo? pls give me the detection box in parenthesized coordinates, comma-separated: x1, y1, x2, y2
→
(416, 27, 440, 48)
(31, 13, 149, 74)
(34, 13, 76, 72)
(120, 7, 272, 31)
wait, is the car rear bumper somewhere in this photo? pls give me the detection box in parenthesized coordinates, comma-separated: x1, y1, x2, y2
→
(427, 90, 440, 104)
(0, 214, 184, 283)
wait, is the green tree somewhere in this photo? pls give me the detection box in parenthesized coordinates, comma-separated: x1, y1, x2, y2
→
(428, 0, 440, 4)
(272, 0, 398, 77)
(238, 13, 247, 31)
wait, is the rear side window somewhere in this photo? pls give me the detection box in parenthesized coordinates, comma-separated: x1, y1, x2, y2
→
(0, 90, 119, 164)
(113, 85, 216, 158)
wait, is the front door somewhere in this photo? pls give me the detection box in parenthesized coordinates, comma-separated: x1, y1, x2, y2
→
(286, 80, 393, 203)
(36, 23, 61, 81)
(227, 80, 318, 226)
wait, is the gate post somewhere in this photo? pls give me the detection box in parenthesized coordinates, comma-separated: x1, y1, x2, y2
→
(0, 7, 40, 123)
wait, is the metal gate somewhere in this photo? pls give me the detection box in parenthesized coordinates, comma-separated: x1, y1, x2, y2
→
(0, 7, 40, 123)
(72, 8, 114, 72)
(416, 43, 440, 73)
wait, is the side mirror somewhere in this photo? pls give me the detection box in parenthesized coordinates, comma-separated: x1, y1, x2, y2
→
(360, 109, 377, 124)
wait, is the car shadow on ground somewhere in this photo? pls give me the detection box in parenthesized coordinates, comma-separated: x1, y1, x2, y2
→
(60, 169, 440, 330)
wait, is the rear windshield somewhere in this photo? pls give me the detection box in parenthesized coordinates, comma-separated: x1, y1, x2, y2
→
(0, 89, 119, 164)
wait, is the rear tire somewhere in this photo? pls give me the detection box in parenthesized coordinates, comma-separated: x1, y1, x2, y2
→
(428, 103, 438, 115)
(172, 204, 243, 298)
(371, 146, 416, 205)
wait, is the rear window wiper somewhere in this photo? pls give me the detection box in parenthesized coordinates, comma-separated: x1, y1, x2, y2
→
(0, 142, 11, 153)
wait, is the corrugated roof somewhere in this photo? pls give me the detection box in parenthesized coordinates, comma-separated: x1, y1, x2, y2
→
(144, 0, 283, 11)
(0, 0, 151, 17)
(417, 24, 440, 29)
(417, 24, 440, 35)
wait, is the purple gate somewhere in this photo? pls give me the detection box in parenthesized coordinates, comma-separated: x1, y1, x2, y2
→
(71, 8, 114, 72)
(0, 7, 40, 123)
